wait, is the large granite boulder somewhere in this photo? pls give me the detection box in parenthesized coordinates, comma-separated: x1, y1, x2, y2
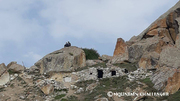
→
(138, 52, 159, 69)
(151, 66, 175, 91)
(0, 71, 9, 86)
(159, 46, 180, 68)
(0, 63, 6, 75)
(7, 62, 25, 73)
(112, 36, 166, 64)
(113, 38, 128, 56)
(40, 84, 54, 95)
(98, 55, 112, 62)
(109, 53, 129, 64)
(111, 38, 129, 64)
(35, 46, 86, 74)
(165, 68, 180, 94)
(151, 66, 180, 94)
(0, 63, 9, 85)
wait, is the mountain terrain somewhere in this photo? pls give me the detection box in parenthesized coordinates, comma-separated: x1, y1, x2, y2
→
(1, 1, 180, 101)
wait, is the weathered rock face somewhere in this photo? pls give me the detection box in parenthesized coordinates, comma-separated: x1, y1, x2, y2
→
(113, 38, 128, 56)
(98, 55, 112, 62)
(126, 2, 180, 65)
(138, 52, 159, 69)
(29, 65, 40, 73)
(35, 46, 86, 74)
(127, 44, 143, 63)
(0, 63, 9, 86)
(7, 62, 25, 72)
(111, 38, 129, 64)
(159, 46, 180, 68)
(175, 34, 180, 48)
(0, 63, 6, 75)
(165, 68, 180, 94)
(111, 1, 180, 94)
(109, 52, 129, 64)
(0, 71, 9, 86)
(7, 61, 17, 68)
(140, 2, 180, 94)
(113, 35, 168, 64)
(142, 4, 180, 45)
(40, 84, 54, 95)
(113, 5, 180, 63)
(151, 66, 175, 91)
(86, 60, 97, 66)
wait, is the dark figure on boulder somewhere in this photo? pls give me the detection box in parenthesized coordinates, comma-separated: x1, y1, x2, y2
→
(68, 41, 71, 46)
(64, 41, 71, 47)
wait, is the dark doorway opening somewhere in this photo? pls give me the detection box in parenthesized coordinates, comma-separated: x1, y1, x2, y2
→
(97, 69, 103, 78)
(111, 71, 116, 76)
(124, 69, 128, 73)
(147, 68, 157, 72)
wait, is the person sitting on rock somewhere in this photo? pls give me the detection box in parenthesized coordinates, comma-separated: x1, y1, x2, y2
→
(64, 42, 68, 47)
(68, 41, 71, 47)
(64, 41, 71, 47)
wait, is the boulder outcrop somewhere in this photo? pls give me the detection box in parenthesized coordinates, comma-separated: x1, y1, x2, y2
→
(35, 46, 86, 74)
(165, 68, 180, 94)
(0, 71, 9, 86)
(0, 63, 9, 86)
(111, 38, 129, 64)
(98, 55, 112, 62)
(159, 46, 180, 68)
(40, 84, 54, 95)
(138, 52, 159, 69)
(151, 66, 175, 91)
(0, 63, 6, 75)
(138, 1, 180, 94)
(7, 62, 25, 73)
(112, 1, 180, 94)
(175, 34, 180, 48)
(113, 38, 128, 56)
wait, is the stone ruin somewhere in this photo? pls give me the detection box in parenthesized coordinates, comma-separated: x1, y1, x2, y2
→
(58, 66, 147, 83)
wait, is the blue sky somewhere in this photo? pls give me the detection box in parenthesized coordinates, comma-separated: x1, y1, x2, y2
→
(0, 0, 179, 67)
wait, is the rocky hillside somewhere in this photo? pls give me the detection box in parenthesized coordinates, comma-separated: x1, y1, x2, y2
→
(0, 47, 159, 101)
(1, 1, 180, 101)
(112, 0, 180, 95)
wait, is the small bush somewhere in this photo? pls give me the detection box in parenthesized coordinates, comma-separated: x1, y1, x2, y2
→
(61, 98, 68, 101)
(69, 53, 73, 56)
(0, 87, 5, 92)
(54, 94, 66, 100)
(8, 69, 19, 74)
(82, 48, 100, 60)
(17, 76, 23, 81)
(10, 84, 14, 88)
(167, 90, 180, 101)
